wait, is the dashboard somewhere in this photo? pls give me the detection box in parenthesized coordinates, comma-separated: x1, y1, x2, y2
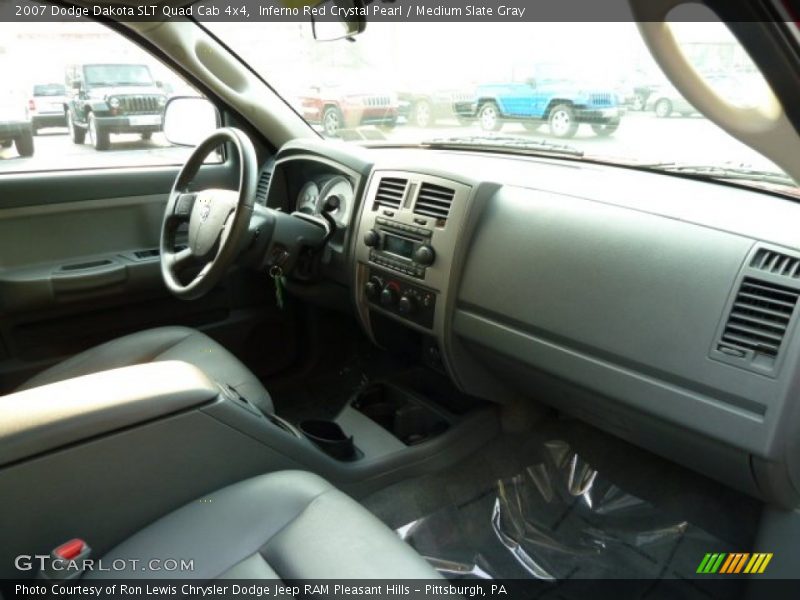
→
(262, 137, 800, 509)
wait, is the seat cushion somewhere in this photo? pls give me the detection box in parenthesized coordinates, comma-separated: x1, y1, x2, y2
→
(16, 326, 272, 414)
(88, 470, 441, 580)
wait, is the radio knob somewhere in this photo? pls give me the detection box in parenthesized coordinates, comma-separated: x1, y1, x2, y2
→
(380, 286, 398, 307)
(414, 244, 435, 266)
(364, 229, 381, 247)
(398, 295, 417, 315)
(364, 278, 381, 301)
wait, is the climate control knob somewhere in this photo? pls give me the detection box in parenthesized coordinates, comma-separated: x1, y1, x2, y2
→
(398, 295, 417, 315)
(380, 286, 398, 307)
(413, 244, 435, 266)
(363, 229, 381, 248)
(364, 278, 381, 300)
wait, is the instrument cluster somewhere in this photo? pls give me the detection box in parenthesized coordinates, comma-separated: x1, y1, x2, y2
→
(296, 175, 355, 228)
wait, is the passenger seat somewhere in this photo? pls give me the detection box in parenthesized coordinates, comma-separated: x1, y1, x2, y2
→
(88, 471, 440, 579)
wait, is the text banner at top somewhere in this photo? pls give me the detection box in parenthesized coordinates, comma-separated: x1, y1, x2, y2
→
(0, 0, 784, 23)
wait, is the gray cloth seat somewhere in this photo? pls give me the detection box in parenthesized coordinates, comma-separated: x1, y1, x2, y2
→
(88, 470, 441, 580)
(17, 326, 272, 414)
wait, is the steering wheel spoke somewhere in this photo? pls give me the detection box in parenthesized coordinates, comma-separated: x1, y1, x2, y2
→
(173, 193, 197, 217)
(164, 247, 194, 273)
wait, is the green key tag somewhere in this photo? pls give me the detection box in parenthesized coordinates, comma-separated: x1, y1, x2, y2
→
(276, 275, 287, 310)
(270, 266, 286, 310)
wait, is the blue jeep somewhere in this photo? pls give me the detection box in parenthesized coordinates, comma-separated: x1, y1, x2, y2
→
(470, 64, 622, 138)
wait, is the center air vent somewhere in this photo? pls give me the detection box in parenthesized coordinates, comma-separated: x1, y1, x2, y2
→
(414, 182, 455, 221)
(718, 277, 799, 367)
(374, 177, 407, 209)
(750, 248, 800, 279)
(255, 168, 272, 205)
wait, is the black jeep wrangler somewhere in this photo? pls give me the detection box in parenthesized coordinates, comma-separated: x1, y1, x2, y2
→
(65, 63, 166, 151)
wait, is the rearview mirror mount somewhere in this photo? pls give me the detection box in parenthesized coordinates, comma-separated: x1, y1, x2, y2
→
(311, 0, 367, 42)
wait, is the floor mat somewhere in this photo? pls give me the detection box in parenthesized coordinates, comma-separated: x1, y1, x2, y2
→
(394, 438, 743, 596)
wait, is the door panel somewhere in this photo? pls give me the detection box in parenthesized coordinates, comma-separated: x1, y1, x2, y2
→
(499, 83, 528, 117)
(0, 165, 296, 394)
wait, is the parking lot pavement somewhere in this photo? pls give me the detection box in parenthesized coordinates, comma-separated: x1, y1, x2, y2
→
(0, 129, 192, 172)
(0, 111, 779, 174)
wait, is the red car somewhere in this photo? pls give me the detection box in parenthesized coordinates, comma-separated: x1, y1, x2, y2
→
(298, 85, 398, 137)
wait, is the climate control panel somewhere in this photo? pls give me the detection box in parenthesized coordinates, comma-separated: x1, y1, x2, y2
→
(365, 268, 436, 329)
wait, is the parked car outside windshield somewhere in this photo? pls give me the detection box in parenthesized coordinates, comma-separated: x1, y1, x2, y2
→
(28, 83, 67, 134)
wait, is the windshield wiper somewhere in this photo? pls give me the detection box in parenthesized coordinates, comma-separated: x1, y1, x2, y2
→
(648, 163, 797, 188)
(88, 81, 144, 87)
(421, 135, 584, 158)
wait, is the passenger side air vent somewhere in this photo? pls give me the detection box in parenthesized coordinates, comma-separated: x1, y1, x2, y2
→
(374, 177, 407, 209)
(414, 182, 455, 221)
(255, 168, 272, 205)
(750, 248, 800, 279)
(718, 278, 799, 366)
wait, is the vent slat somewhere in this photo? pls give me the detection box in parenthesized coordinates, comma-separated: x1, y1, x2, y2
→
(728, 313, 788, 331)
(418, 190, 454, 200)
(750, 248, 800, 278)
(737, 291, 797, 311)
(719, 277, 799, 360)
(374, 177, 408, 209)
(721, 332, 781, 354)
(255, 169, 272, 205)
(415, 198, 452, 207)
(414, 207, 448, 218)
(732, 302, 792, 321)
(414, 182, 455, 221)
(741, 280, 799, 296)
(725, 321, 784, 342)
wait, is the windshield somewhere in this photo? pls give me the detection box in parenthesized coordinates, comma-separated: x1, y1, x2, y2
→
(206, 19, 793, 190)
(33, 83, 65, 97)
(83, 64, 153, 87)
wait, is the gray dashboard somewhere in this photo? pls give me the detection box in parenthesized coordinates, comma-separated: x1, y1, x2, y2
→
(276, 139, 800, 507)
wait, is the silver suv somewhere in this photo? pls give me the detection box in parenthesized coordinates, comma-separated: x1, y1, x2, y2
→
(27, 83, 68, 134)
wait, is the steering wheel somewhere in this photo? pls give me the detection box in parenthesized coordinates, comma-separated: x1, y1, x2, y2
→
(160, 128, 257, 300)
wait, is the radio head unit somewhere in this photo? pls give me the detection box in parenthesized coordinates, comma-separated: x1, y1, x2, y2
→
(364, 218, 436, 279)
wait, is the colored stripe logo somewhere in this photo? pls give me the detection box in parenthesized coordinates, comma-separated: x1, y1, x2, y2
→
(697, 552, 773, 574)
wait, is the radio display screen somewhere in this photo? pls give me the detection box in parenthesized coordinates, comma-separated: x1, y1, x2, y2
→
(383, 234, 415, 260)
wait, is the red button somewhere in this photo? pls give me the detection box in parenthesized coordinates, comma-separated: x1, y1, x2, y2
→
(54, 539, 85, 560)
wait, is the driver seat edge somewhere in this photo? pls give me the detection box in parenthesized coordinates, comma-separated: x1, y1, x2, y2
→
(15, 326, 273, 415)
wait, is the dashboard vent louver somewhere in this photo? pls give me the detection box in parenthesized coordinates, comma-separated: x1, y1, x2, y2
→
(414, 182, 455, 220)
(750, 248, 800, 279)
(255, 168, 272, 205)
(374, 177, 407, 209)
(720, 278, 799, 359)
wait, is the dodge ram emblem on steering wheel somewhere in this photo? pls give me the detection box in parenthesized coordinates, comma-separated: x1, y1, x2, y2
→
(199, 202, 211, 222)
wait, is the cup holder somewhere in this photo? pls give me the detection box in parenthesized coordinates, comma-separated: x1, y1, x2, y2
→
(352, 383, 451, 446)
(299, 419, 360, 461)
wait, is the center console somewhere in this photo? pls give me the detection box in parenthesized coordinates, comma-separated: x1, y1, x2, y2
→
(0, 360, 496, 579)
(353, 170, 472, 365)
